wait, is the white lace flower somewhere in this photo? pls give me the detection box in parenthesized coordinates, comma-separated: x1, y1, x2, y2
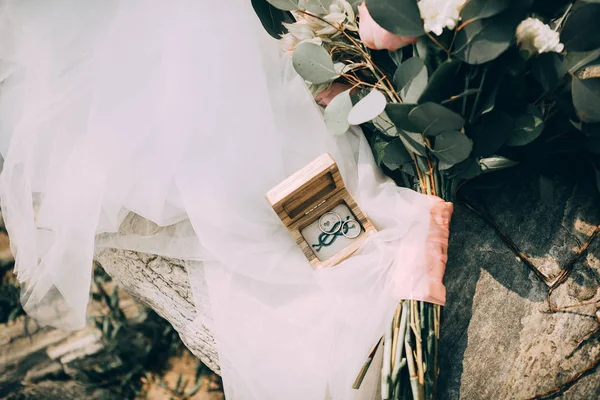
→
(516, 17, 564, 55)
(417, 0, 467, 36)
(280, 32, 322, 55)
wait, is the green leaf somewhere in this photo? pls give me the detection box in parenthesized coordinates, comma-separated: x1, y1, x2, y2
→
(324, 90, 353, 135)
(365, 0, 425, 37)
(267, 0, 298, 10)
(399, 130, 427, 156)
(461, 0, 511, 22)
(408, 102, 465, 136)
(383, 139, 413, 165)
(572, 77, 600, 123)
(561, 4, 600, 52)
(531, 52, 566, 91)
(372, 112, 399, 136)
(388, 49, 403, 67)
(252, 0, 290, 39)
(471, 110, 512, 156)
(393, 57, 425, 93)
(419, 60, 461, 103)
(479, 155, 518, 172)
(385, 103, 418, 131)
(370, 132, 388, 165)
(432, 131, 473, 165)
(452, 13, 517, 65)
(401, 63, 428, 103)
(445, 157, 481, 179)
(595, 168, 600, 195)
(506, 105, 544, 146)
(565, 49, 600, 73)
(292, 42, 338, 84)
(298, 0, 332, 13)
(347, 90, 387, 125)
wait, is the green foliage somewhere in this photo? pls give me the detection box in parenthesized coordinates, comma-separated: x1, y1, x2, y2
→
(292, 42, 338, 84)
(251, 0, 291, 38)
(365, 0, 424, 37)
(561, 3, 600, 52)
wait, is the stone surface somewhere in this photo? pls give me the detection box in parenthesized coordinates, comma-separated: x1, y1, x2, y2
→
(94, 171, 600, 399)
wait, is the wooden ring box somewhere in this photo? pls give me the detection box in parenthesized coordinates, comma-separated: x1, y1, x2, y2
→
(266, 153, 376, 269)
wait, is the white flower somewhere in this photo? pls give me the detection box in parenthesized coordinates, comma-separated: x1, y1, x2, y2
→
(417, 0, 467, 36)
(280, 32, 322, 55)
(284, 21, 316, 41)
(516, 17, 564, 55)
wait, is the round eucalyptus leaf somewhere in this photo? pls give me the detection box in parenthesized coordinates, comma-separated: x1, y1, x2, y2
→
(267, 0, 299, 10)
(347, 90, 387, 125)
(419, 60, 461, 104)
(252, 0, 290, 38)
(393, 57, 425, 92)
(532, 52, 566, 92)
(292, 42, 338, 84)
(461, 0, 510, 22)
(506, 105, 544, 146)
(324, 90, 353, 135)
(408, 102, 465, 136)
(561, 3, 600, 52)
(383, 139, 412, 165)
(385, 103, 418, 132)
(365, 0, 424, 37)
(452, 13, 516, 65)
(432, 131, 473, 165)
(298, 0, 332, 14)
(394, 58, 428, 103)
(399, 130, 427, 156)
(471, 110, 512, 157)
(479, 155, 518, 172)
(572, 77, 600, 123)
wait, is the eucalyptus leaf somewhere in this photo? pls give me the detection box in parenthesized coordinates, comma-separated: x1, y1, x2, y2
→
(452, 13, 516, 65)
(347, 90, 387, 125)
(267, 0, 298, 10)
(292, 42, 338, 84)
(461, 0, 511, 22)
(479, 155, 518, 172)
(373, 112, 399, 136)
(506, 105, 544, 146)
(365, 0, 424, 37)
(252, 0, 290, 38)
(370, 133, 389, 165)
(400, 61, 428, 103)
(432, 131, 473, 165)
(408, 102, 465, 136)
(565, 49, 600, 73)
(383, 139, 413, 165)
(399, 130, 427, 156)
(324, 90, 353, 135)
(393, 58, 425, 92)
(298, 0, 332, 13)
(419, 60, 461, 103)
(561, 3, 600, 52)
(385, 103, 418, 131)
(445, 157, 481, 179)
(471, 110, 512, 156)
(572, 77, 600, 123)
(388, 49, 403, 67)
(532, 52, 566, 91)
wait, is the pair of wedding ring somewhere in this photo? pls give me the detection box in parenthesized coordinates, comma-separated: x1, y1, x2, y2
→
(318, 212, 361, 239)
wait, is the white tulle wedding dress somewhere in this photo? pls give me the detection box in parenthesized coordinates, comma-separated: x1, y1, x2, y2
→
(0, 1, 439, 399)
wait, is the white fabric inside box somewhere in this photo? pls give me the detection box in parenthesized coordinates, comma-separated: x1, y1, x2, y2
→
(300, 203, 364, 261)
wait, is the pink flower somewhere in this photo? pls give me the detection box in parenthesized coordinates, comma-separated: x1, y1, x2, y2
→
(358, 3, 418, 51)
(315, 83, 352, 106)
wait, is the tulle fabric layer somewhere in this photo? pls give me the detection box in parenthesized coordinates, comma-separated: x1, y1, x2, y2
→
(0, 1, 437, 399)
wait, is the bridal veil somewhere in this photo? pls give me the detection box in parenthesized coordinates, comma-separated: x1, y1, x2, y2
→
(0, 1, 439, 399)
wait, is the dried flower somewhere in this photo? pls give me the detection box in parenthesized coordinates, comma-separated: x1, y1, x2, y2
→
(417, 0, 467, 36)
(358, 3, 418, 51)
(516, 17, 564, 55)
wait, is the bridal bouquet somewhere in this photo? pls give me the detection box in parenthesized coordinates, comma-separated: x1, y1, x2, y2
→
(252, 0, 600, 398)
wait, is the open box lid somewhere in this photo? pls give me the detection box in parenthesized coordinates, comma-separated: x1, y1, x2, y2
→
(265, 153, 344, 226)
